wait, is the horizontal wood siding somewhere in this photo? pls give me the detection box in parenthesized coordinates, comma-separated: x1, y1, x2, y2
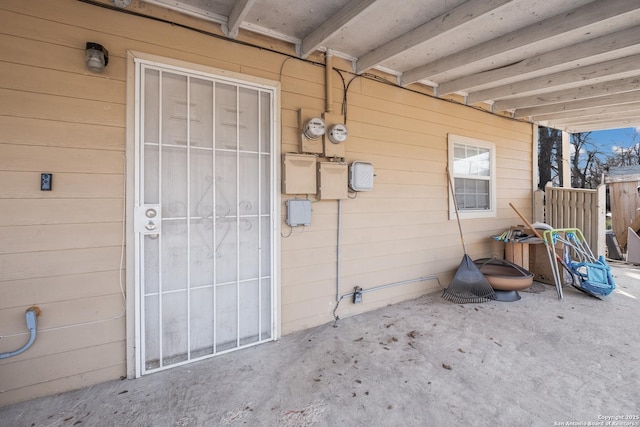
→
(280, 67, 532, 332)
(0, 0, 533, 406)
(0, 0, 129, 407)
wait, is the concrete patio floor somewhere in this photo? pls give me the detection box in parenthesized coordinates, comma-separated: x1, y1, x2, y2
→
(2, 263, 639, 427)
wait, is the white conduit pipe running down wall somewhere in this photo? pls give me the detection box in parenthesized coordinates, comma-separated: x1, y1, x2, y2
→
(325, 50, 334, 113)
(336, 199, 343, 302)
(326, 51, 440, 324)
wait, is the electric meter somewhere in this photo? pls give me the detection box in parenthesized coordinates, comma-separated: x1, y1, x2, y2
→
(328, 124, 348, 144)
(303, 117, 326, 139)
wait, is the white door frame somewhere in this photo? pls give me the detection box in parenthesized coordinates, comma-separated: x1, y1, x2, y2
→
(125, 51, 281, 378)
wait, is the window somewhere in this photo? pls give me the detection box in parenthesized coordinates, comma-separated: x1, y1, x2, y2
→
(448, 134, 496, 219)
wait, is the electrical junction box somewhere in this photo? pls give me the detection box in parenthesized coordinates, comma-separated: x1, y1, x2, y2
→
(282, 153, 317, 194)
(353, 286, 363, 304)
(286, 199, 312, 226)
(349, 161, 374, 191)
(317, 162, 348, 200)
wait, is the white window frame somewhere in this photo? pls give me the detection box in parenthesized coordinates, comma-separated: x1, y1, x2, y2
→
(448, 134, 496, 220)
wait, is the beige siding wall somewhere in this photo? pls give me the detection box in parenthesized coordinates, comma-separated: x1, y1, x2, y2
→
(280, 75, 533, 332)
(0, 0, 533, 406)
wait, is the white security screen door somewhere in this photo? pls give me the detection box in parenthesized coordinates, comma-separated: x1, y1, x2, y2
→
(134, 60, 276, 375)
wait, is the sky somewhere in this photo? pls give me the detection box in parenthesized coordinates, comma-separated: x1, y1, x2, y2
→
(588, 127, 640, 157)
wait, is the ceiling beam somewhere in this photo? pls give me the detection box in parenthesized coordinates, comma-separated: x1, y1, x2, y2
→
(402, 0, 640, 86)
(532, 102, 640, 122)
(563, 120, 640, 133)
(468, 54, 640, 104)
(554, 117, 640, 133)
(300, 0, 379, 59)
(436, 25, 640, 95)
(225, 0, 257, 39)
(143, 0, 228, 24)
(514, 90, 640, 118)
(356, 0, 513, 74)
(494, 76, 640, 111)
(550, 111, 640, 126)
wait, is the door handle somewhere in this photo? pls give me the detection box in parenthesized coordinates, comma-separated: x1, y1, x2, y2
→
(136, 205, 161, 235)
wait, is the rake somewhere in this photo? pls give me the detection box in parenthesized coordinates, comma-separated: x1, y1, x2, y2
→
(441, 170, 497, 304)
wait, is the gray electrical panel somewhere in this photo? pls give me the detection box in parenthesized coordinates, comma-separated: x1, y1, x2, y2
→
(286, 199, 312, 226)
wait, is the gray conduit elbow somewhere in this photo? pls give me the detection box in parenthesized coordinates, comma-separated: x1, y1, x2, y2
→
(0, 306, 41, 360)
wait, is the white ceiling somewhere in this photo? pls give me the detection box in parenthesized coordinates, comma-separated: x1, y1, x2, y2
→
(139, 0, 640, 133)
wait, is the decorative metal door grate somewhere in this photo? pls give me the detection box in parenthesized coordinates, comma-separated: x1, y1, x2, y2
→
(135, 60, 275, 374)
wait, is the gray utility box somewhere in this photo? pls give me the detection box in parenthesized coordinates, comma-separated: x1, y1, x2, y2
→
(286, 199, 312, 226)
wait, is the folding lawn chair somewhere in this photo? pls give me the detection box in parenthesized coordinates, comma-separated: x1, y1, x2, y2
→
(542, 228, 615, 299)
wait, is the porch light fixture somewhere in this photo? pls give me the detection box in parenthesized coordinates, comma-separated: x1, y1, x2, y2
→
(85, 42, 109, 73)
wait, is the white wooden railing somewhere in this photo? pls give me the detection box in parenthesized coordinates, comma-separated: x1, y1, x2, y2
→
(534, 183, 606, 257)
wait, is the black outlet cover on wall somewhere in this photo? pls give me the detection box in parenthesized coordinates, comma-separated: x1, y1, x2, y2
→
(41, 173, 52, 191)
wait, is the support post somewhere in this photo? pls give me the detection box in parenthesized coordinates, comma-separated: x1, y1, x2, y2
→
(561, 131, 571, 188)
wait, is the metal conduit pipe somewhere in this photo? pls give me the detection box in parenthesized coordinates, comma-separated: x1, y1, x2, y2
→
(336, 199, 343, 302)
(335, 196, 441, 303)
(325, 50, 334, 113)
(0, 306, 41, 359)
(339, 275, 442, 301)
(332, 275, 442, 326)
